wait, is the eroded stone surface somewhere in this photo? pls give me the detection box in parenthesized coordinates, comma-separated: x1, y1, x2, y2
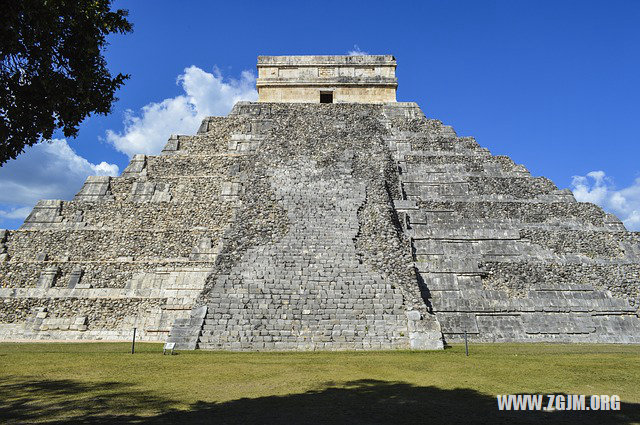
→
(1, 99, 639, 348)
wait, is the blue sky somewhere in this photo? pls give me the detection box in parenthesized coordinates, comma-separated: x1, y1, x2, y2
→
(1, 0, 639, 229)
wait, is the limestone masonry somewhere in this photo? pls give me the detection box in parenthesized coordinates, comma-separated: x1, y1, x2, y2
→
(1, 55, 639, 350)
(257, 55, 397, 103)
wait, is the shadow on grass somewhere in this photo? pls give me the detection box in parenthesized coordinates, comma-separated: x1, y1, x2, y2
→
(1, 378, 638, 424)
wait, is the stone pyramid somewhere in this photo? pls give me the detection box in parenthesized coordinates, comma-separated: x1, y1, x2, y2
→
(1, 55, 638, 350)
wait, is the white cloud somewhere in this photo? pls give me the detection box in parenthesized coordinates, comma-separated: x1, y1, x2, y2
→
(0, 139, 119, 227)
(0, 207, 32, 220)
(571, 171, 640, 231)
(348, 45, 369, 56)
(106, 66, 258, 157)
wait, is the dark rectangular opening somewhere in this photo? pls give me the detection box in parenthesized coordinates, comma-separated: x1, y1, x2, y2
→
(320, 91, 333, 103)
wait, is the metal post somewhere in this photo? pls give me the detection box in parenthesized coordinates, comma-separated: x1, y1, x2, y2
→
(464, 330, 469, 356)
(131, 327, 137, 354)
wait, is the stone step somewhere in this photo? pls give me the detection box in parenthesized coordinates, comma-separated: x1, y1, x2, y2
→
(431, 294, 636, 314)
(409, 226, 520, 240)
(410, 199, 612, 228)
(165, 306, 207, 350)
(414, 258, 482, 274)
(5, 228, 221, 262)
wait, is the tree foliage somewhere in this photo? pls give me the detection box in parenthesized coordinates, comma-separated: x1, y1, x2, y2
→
(0, 0, 132, 164)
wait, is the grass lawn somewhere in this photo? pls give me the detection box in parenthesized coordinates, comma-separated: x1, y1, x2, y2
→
(0, 343, 638, 424)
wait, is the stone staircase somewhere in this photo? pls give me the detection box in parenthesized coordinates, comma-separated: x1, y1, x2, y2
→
(168, 102, 446, 350)
(166, 306, 207, 349)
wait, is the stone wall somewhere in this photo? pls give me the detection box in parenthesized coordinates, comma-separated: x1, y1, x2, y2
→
(0, 114, 251, 342)
(257, 86, 397, 104)
(1, 99, 639, 348)
(256, 55, 397, 103)
(384, 102, 640, 343)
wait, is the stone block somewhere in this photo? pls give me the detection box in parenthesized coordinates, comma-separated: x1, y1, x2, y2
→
(67, 268, 83, 288)
(36, 266, 59, 288)
(74, 176, 113, 201)
(22, 200, 63, 228)
(162, 135, 180, 154)
(122, 154, 147, 176)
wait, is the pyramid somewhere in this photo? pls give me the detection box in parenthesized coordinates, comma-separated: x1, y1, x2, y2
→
(1, 55, 638, 350)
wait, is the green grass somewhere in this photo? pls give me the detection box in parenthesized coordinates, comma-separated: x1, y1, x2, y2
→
(0, 343, 639, 424)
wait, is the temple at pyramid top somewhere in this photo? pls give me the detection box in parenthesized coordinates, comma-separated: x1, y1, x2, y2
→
(256, 55, 397, 103)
